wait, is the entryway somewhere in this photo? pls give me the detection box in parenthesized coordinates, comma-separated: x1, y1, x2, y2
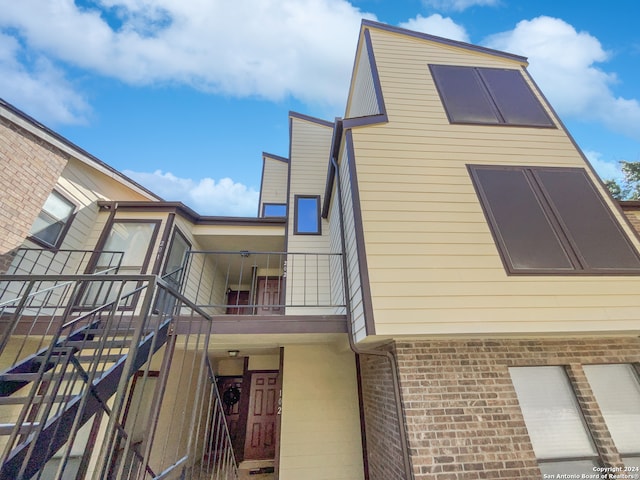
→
(214, 350, 281, 479)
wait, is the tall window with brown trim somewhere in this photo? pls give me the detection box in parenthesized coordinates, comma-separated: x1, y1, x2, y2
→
(429, 64, 555, 127)
(468, 165, 640, 274)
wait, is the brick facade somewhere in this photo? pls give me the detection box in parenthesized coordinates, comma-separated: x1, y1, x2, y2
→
(359, 350, 407, 480)
(0, 117, 68, 271)
(360, 337, 640, 480)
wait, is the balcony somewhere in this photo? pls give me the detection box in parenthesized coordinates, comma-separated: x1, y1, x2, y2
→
(177, 251, 344, 314)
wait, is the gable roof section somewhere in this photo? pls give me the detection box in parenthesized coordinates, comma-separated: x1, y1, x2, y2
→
(344, 28, 387, 127)
(0, 98, 161, 201)
(361, 19, 528, 64)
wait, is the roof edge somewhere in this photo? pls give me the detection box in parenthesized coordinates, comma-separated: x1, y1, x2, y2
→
(289, 111, 334, 128)
(0, 98, 162, 202)
(97, 200, 286, 226)
(361, 19, 529, 64)
(262, 152, 289, 163)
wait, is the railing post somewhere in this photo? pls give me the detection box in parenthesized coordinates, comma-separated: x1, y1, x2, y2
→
(0, 279, 36, 355)
(93, 275, 158, 480)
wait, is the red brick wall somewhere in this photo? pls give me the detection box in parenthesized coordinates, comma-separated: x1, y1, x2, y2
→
(361, 337, 640, 480)
(0, 117, 68, 270)
(359, 349, 407, 480)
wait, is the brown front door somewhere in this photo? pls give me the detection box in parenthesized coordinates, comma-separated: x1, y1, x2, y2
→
(226, 290, 251, 314)
(256, 278, 283, 315)
(217, 377, 243, 451)
(243, 371, 278, 460)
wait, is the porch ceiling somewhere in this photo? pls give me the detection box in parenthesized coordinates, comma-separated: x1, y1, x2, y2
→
(191, 233, 285, 252)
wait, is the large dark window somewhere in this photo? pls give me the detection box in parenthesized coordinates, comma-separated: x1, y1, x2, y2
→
(294, 195, 321, 235)
(468, 165, 640, 274)
(430, 65, 554, 127)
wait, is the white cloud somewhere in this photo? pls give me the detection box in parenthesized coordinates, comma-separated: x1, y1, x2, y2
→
(0, 0, 376, 115)
(484, 16, 640, 142)
(124, 169, 260, 216)
(399, 14, 469, 42)
(422, 0, 499, 12)
(0, 32, 91, 124)
(584, 150, 623, 181)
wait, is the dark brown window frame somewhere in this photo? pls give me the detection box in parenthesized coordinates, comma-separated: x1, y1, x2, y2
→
(262, 203, 287, 218)
(160, 227, 191, 288)
(468, 165, 640, 275)
(28, 189, 78, 249)
(78, 218, 162, 311)
(293, 195, 321, 235)
(429, 64, 555, 128)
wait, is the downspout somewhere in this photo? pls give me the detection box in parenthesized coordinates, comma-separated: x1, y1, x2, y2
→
(330, 155, 415, 480)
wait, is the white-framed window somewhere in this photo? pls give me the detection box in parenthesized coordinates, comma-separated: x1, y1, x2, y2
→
(583, 364, 640, 467)
(509, 366, 599, 476)
(29, 190, 76, 248)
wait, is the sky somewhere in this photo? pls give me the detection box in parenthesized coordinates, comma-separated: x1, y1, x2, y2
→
(1, 0, 639, 216)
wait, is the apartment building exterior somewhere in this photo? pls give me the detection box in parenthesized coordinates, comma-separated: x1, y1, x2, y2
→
(1, 19, 639, 480)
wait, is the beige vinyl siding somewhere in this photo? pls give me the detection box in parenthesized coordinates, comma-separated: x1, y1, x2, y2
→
(12, 158, 153, 276)
(259, 155, 289, 215)
(169, 215, 229, 314)
(328, 185, 346, 317)
(279, 343, 364, 480)
(286, 116, 333, 315)
(334, 143, 367, 342)
(349, 27, 640, 336)
(345, 33, 381, 119)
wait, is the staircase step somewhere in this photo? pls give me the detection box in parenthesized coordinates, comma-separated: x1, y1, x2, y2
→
(83, 327, 136, 335)
(64, 339, 131, 349)
(75, 353, 123, 363)
(0, 422, 40, 435)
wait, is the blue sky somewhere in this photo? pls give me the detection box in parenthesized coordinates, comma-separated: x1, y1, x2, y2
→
(1, 0, 639, 216)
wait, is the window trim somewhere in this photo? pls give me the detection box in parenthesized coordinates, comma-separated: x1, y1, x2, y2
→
(28, 189, 77, 249)
(583, 363, 640, 463)
(262, 203, 287, 218)
(468, 164, 640, 275)
(161, 227, 191, 284)
(293, 195, 321, 235)
(429, 64, 555, 128)
(79, 218, 162, 311)
(509, 365, 601, 473)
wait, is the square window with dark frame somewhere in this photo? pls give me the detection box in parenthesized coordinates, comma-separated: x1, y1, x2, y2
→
(29, 190, 76, 248)
(294, 195, 321, 235)
(468, 165, 640, 274)
(429, 64, 555, 127)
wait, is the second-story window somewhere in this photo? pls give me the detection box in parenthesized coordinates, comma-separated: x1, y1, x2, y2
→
(294, 195, 321, 235)
(468, 165, 640, 274)
(262, 203, 287, 217)
(29, 190, 76, 248)
(429, 64, 554, 127)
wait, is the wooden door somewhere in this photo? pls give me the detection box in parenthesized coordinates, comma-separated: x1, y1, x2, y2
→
(217, 377, 243, 449)
(256, 278, 283, 315)
(243, 372, 278, 460)
(226, 290, 251, 314)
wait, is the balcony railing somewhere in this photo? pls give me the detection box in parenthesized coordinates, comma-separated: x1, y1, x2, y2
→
(6, 248, 124, 276)
(180, 251, 345, 315)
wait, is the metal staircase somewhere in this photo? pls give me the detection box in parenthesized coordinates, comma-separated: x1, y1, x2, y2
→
(0, 265, 238, 479)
